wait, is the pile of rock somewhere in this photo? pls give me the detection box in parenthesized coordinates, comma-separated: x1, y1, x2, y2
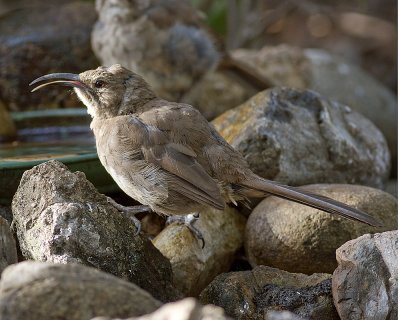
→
(0, 2, 397, 318)
(1, 85, 397, 320)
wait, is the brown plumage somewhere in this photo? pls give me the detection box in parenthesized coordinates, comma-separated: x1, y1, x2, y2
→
(30, 65, 382, 229)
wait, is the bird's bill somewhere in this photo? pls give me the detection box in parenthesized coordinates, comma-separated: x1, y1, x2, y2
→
(29, 73, 89, 92)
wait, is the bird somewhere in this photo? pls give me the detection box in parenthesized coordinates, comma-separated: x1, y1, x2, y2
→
(91, 0, 273, 102)
(30, 64, 381, 247)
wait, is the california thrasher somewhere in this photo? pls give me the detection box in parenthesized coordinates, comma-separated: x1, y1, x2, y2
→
(92, 0, 273, 102)
(30, 65, 381, 246)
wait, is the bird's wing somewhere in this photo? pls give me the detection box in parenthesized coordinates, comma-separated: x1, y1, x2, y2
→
(121, 116, 225, 210)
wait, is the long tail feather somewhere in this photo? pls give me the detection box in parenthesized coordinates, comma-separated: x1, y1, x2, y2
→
(241, 177, 382, 227)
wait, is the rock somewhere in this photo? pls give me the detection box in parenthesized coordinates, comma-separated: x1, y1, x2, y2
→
(264, 311, 303, 320)
(213, 87, 390, 188)
(152, 206, 246, 296)
(183, 71, 252, 120)
(0, 101, 16, 141)
(332, 231, 398, 320)
(245, 184, 397, 274)
(199, 265, 339, 320)
(0, 261, 161, 320)
(11, 160, 179, 302)
(232, 45, 397, 166)
(0, 216, 17, 274)
(0, 2, 98, 111)
(305, 48, 397, 166)
(0, 0, 70, 15)
(91, 298, 231, 320)
(140, 211, 165, 238)
(385, 179, 398, 198)
(0, 206, 12, 224)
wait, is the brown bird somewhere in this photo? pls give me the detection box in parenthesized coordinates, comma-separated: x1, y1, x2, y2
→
(91, 0, 272, 102)
(30, 65, 381, 246)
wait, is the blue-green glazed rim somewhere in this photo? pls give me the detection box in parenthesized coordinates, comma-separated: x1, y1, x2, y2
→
(0, 108, 119, 205)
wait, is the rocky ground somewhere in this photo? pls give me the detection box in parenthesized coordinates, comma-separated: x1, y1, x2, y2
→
(0, 1, 397, 320)
(0, 158, 397, 319)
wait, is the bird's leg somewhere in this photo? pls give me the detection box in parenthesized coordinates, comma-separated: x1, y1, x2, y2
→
(107, 196, 151, 234)
(166, 213, 205, 248)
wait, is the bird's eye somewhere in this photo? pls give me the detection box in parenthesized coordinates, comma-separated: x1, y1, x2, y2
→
(94, 80, 105, 88)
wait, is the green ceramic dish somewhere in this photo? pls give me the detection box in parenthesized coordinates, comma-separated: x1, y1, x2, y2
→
(0, 108, 119, 205)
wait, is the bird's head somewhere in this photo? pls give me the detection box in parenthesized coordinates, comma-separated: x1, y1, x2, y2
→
(30, 64, 156, 119)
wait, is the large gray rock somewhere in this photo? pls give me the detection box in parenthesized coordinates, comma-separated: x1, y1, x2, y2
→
(213, 88, 390, 189)
(232, 45, 397, 167)
(11, 160, 179, 302)
(200, 265, 339, 320)
(0, 1, 98, 111)
(0, 261, 161, 320)
(91, 298, 231, 320)
(245, 184, 397, 274)
(152, 206, 246, 296)
(0, 216, 17, 274)
(332, 231, 398, 320)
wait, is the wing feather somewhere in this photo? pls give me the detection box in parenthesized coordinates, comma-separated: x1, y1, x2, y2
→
(120, 115, 225, 210)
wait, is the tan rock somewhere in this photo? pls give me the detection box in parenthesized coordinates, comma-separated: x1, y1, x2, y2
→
(152, 206, 246, 296)
(245, 184, 397, 274)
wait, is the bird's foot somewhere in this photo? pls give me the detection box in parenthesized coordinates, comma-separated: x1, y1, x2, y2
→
(166, 213, 205, 248)
(107, 197, 151, 235)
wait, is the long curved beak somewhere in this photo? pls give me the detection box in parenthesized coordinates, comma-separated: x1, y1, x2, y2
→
(29, 73, 89, 92)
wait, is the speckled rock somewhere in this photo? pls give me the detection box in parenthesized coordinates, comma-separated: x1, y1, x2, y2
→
(245, 184, 397, 274)
(232, 45, 397, 166)
(200, 265, 339, 320)
(91, 298, 231, 320)
(332, 231, 398, 320)
(152, 206, 246, 296)
(0, 2, 98, 111)
(0, 216, 17, 274)
(0, 261, 161, 320)
(11, 160, 179, 302)
(213, 87, 390, 188)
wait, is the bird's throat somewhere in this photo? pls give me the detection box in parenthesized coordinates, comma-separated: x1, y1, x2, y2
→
(74, 88, 97, 118)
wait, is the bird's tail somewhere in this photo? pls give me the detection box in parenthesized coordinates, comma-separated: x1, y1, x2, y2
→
(240, 176, 383, 227)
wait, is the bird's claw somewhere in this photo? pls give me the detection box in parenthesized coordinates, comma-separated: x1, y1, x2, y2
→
(107, 196, 150, 235)
(166, 213, 205, 248)
(131, 216, 142, 235)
